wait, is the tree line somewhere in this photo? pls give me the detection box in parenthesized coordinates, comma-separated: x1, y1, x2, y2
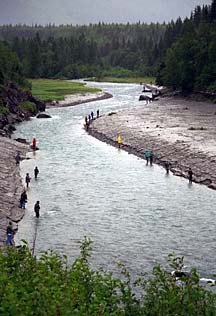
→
(157, 0, 216, 92)
(0, 22, 165, 80)
(0, 0, 216, 93)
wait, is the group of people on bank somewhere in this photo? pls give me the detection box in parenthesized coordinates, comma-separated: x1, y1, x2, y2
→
(5, 138, 41, 246)
(84, 109, 100, 130)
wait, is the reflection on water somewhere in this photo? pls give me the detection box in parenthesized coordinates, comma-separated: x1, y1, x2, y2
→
(14, 82, 216, 278)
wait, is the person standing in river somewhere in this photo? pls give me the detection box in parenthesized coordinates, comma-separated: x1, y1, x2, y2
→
(188, 168, 193, 183)
(164, 161, 170, 174)
(5, 221, 15, 246)
(25, 173, 31, 188)
(149, 152, 154, 166)
(117, 135, 122, 149)
(20, 190, 27, 209)
(34, 166, 39, 179)
(32, 137, 37, 150)
(97, 109, 99, 118)
(34, 201, 40, 218)
(144, 150, 151, 165)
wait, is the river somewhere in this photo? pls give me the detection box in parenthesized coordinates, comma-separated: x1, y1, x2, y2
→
(14, 81, 216, 279)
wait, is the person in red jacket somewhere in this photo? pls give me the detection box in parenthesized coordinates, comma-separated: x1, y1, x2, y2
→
(32, 137, 37, 150)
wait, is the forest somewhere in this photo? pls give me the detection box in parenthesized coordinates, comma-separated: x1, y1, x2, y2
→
(0, 0, 216, 93)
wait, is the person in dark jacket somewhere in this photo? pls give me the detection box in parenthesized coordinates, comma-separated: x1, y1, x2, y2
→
(5, 221, 15, 246)
(15, 152, 21, 165)
(34, 201, 40, 218)
(188, 168, 193, 183)
(34, 167, 39, 179)
(165, 161, 170, 174)
(149, 152, 154, 166)
(20, 190, 27, 209)
(25, 173, 31, 188)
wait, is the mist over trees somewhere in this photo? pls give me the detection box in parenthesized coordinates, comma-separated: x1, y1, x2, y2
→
(0, 23, 166, 79)
(0, 0, 216, 93)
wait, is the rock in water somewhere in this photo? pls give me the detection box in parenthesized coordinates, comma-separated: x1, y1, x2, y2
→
(36, 113, 51, 119)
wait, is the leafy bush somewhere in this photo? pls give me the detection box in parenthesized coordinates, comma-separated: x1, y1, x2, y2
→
(0, 105, 10, 115)
(1, 239, 216, 316)
(140, 254, 216, 316)
(20, 101, 36, 114)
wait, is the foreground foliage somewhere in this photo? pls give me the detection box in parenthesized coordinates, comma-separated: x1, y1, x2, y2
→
(0, 238, 216, 316)
(31, 79, 101, 102)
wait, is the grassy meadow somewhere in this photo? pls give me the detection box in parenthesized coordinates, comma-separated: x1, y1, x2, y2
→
(30, 79, 101, 102)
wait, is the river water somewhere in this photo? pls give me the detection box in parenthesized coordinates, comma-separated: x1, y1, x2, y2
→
(14, 82, 216, 279)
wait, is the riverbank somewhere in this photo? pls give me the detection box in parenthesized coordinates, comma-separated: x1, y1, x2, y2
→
(46, 91, 112, 108)
(0, 137, 28, 246)
(88, 96, 216, 190)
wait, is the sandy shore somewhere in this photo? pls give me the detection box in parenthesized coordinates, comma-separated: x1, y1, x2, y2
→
(88, 97, 216, 190)
(46, 91, 112, 108)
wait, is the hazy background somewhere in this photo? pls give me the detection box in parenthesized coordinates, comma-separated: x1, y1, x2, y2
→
(0, 0, 212, 25)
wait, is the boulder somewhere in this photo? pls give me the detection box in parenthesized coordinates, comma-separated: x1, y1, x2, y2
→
(15, 138, 29, 144)
(139, 95, 152, 102)
(36, 113, 52, 119)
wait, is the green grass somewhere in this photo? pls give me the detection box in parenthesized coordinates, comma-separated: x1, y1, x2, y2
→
(89, 76, 156, 84)
(30, 79, 101, 102)
(20, 101, 37, 113)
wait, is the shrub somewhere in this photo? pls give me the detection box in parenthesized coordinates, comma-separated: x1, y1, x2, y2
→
(0, 240, 215, 316)
(20, 101, 36, 114)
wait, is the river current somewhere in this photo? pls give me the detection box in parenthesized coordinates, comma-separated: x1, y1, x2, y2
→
(14, 82, 216, 279)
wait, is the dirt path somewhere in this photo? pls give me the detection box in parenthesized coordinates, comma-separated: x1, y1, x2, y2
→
(88, 97, 216, 190)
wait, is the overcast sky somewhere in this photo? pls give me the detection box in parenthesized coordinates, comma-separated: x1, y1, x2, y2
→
(0, 0, 212, 25)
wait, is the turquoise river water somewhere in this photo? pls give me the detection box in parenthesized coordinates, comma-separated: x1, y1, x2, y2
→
(14, 81, 216, 279)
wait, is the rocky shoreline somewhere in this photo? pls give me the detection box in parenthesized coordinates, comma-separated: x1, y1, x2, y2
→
(0, 83, 45, 137)
(88, 96, 216, 190)
(0, 137, 28, 246)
